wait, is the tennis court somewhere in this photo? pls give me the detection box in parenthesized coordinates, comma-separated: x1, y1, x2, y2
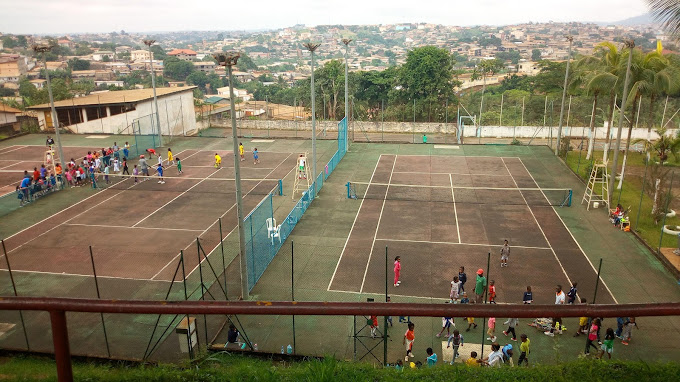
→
(0, 148, 297, 283)
(328, 154, 616, 305)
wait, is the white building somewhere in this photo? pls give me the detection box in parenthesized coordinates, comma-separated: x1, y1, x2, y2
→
(216, 87, 251, 101)
(28, 87, 197, 135)
(92, 51, 115, 61)
(131, 50, 151, 62)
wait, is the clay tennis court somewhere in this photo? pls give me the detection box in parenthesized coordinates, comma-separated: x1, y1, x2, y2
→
(328, 154, 617, 305)
(0, 148, 297, 289)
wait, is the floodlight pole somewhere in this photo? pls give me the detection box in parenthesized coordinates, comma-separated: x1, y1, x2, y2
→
(215, 52, 249, 299)
(144, 39, 163, 147)
(609, 40, 634, 201)
(556, 35, 573, 155)
(342, 39, 352, 153)
(33, 44, 66, 182)
(304, 42, 320, 195)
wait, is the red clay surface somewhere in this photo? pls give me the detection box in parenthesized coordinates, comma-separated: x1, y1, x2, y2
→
(1, 149, 296, 283)
(329, 154, 615, 305)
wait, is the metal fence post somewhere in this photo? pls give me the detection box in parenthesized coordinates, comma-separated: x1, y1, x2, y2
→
(1, 239, 30, 351)
(88, 246, 111, 358)
(50, 310, 73, 382)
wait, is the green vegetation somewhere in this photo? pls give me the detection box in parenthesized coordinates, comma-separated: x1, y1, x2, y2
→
(1, 353, 679, 381)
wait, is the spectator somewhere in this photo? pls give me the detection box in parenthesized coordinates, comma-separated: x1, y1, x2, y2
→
(426, 347, 437, 367)
(474, 269, 487, 304)
(545, 285, 565, 336)
(567, 282, 578, 304)
(523, 286, 533, 304)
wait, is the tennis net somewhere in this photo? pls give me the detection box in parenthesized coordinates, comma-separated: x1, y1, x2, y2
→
(88, 173, 282, 196)
(346, 181, 572, 207)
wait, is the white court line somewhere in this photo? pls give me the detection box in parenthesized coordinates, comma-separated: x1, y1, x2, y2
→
(394, 154, 521, 159)
(375, 238, 551, 251)
(517, 158, 618, 304)
(0, 145, 28, 155)
(501, 157, 576, 291)
(0, 269, 168, 283)
(157, 153, 295, 280)
(359, 154, 397, 294)
(65, 223, 204, 232)
(183, 165, 276, 169)
(450, 174, 461, 244)
(131, 168, 221, 227)
(393, 171, 512, 177)
(327, 153, 383, 292)
(1, 149, 197, 257)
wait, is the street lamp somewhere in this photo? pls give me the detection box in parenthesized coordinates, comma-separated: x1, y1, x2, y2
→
(143, 39, 163, 147)
(214, 51, 249, 299)
(303, 42, 320, 196)
(32, 43, 66, 183)
(342, 38, 352, 152)
(556, 35, 574, 156)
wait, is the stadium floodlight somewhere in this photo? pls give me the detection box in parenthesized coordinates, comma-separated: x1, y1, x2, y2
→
(143, 39, 163, 147)
(32, 43, 66, 185)
(303, 43, 320, 196)
(214, 51, 250, 299)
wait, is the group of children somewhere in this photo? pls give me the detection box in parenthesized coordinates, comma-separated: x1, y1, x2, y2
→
(214, 143, 259, 169)
(16, 165, 60, 205)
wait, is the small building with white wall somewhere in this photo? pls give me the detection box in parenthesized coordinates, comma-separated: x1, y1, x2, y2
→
(28, 87, 197, 136)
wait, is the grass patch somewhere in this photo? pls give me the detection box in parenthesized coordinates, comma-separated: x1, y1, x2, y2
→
(564, 149, 680, 248)
(0, 352, 679, 381)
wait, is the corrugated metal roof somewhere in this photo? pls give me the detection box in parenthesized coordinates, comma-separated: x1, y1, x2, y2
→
(28, 86, 196, 109)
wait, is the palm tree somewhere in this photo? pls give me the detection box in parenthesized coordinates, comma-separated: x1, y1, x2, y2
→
(648, 1, 680, 38)
(616, 49, 678, 189)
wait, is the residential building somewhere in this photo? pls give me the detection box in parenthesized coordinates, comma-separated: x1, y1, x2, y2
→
(27, 87, 197, 135)
(92, 51, 115, 61)
(131, 49, 151, 62)
(29, 79, 47, 89)
(193, 61, 216, 73)
(0, 54, 27, 83)
(167, 49, 197, 61)
(216, 87, 251, 101)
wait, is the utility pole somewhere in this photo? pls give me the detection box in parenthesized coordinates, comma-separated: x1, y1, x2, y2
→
(143, 39, 163, 147)
(303, 42, 320, 194)
(33, 43, 66, 182)
(556, 35, 573, 155)
(214, 52, 249, 299)
(342, 38, 352, 152)
(609, 40, 635, 201)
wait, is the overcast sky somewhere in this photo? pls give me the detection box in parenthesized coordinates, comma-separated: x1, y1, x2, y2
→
(0, 0, 651, 35)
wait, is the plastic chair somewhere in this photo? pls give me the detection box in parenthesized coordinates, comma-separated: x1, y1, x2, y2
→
(266, 218, 277, 238)
(271, 224, 282, 244)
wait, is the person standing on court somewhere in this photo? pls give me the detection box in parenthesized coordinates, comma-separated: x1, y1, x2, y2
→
(545, 285, 565, 336)
(474, 269, 487, 303)
(239, 142, 245, 161)
(394, 256, 401, 287)
(139, 155, 149, 177)
(458, 266, 467, 293)
(500, 240, 510, 267)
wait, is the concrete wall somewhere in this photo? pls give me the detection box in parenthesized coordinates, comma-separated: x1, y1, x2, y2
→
(200, 119, 679, 140)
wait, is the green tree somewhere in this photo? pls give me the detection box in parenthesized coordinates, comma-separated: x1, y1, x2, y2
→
(68, 58, 90, 71)
(163, 57, 194, 81)
(313, 60, 345, 119)
(648, 0, 680, 38)
(471, 59, 504, 127)
(398, 46, 457, 105)
(150, 45, 166, 60)
(532, 49, 542, 61)
(186, 71, 210, 93)
(496, 51, 521, 65)
(236, 53, 258, 71)
(354, 68, 398, 120)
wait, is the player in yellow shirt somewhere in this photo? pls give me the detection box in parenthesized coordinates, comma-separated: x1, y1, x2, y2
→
(214, 153, 222, 168)
(465, 351, 480, 367)
(239, 143, 245, 161)
(167, 148, 174, 165)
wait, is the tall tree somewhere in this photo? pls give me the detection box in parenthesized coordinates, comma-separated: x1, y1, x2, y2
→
(648, 0, 680, 38)
(163, 57, 194, 81)
(471, 58, 503, 127)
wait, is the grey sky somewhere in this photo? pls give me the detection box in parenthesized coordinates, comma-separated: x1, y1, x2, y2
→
(0, 0, 650, 34)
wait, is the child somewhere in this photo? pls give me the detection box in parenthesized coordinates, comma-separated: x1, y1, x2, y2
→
(16, 185, 25, 206)
(597, 328, 615, 359)
(523, 286, 533, 304)
(621, 317, 637, 345)
(146, 148, 156, 158)
(103, 164, 110, 184)
(167, 148, 174, 165)
(460, 293, 477, 332)
(585, 318, 600, 355)
(369, 315, 379, 338)
(518, 334, 530, 366)
(239, 142, 245, 161)
(502, 343, 514, 366)
(436, 316, 454, 338)
(466, 351, 480, 367)
(90, 168, 97, 189)
(253, 147, 259, 164)
(393, 256, 401, 287)
(500, 239, 510, 267)
(426, 347, 437, 367)
(503, 318, 518, 341)
(403, 322, 415, 360)
(214, 153, 222, 168)
(122, 157, 129, 175)
(487, 317, 496, 342)
(446, 329, 463, 363)
(113, 157, 120, 174)
(176, 157, 182, 174)
(450, 275, 461, 303)
(488, 280, 497, 304)
(157, 163, 165, 184)
(157, 153, 163, 167)
(574, 298, 588, 337)
(133, 165, 139, 183)
(123, 142, 130, 158)
(567, 282, 578, 304)
(458, 266, 467, 293)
